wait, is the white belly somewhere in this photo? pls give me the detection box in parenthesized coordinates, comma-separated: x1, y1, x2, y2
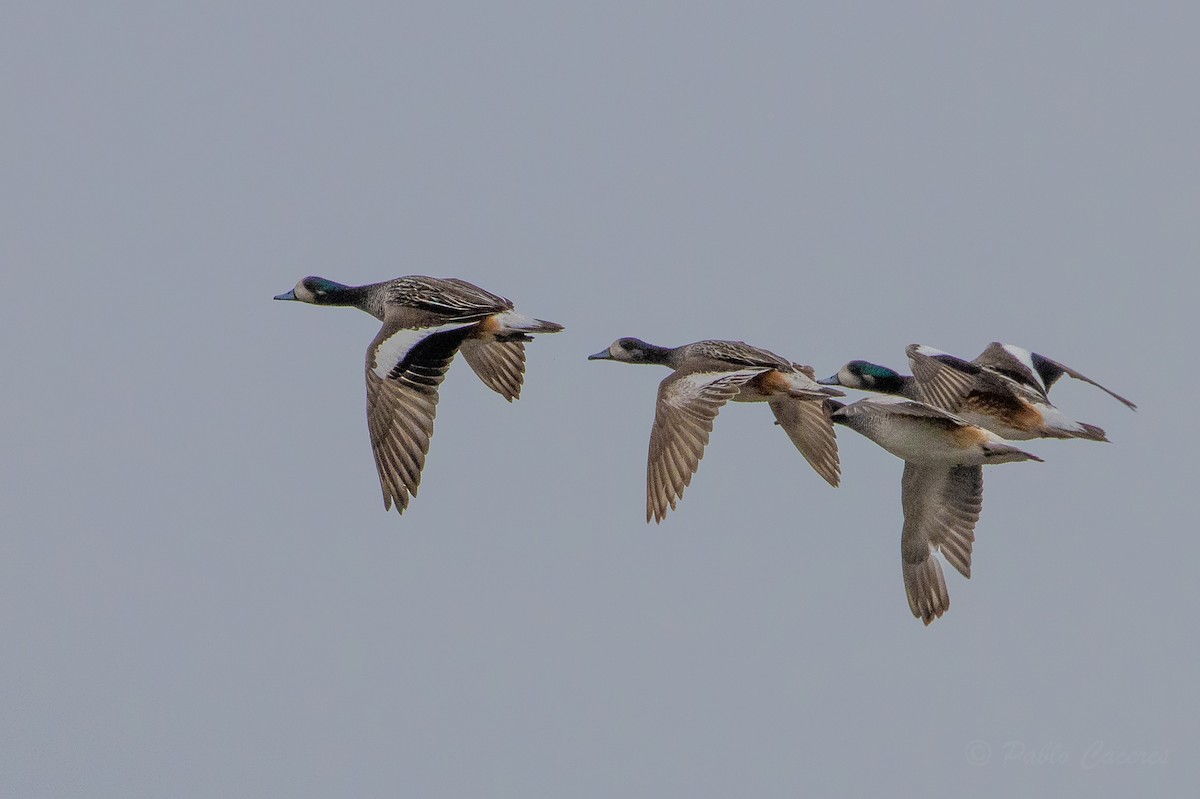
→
(865, 423, 986, 466)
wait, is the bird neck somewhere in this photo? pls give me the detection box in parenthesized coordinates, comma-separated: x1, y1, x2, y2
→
(644, 342, 681, 367)
(875, 372, 917, 397)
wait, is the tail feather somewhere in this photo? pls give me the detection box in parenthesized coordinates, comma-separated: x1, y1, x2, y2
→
(1038, 404, 1109, 442)
(983, 441, 1044, 463)
(493, 310, 563, 334)
(1038, 420, 1109, 442)
(1068, 421, 1109, 442)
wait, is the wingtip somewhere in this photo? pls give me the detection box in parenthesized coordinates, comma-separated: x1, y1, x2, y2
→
(905, 556, 950, 625)
(918, 602, 947, 626)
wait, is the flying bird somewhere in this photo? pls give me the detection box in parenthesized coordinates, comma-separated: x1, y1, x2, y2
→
(829, 396, 1043, 625)
(275, 275, 563, 513)
(589, 337, 844, 523)
(819, 342, 1134, 442)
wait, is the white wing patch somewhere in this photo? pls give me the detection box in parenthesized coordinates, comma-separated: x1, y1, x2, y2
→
(663, 369, 763, 408)
(911, 344, 954, 359)
(370, 321, 476, 379)
(1000, 343, 1047, 393)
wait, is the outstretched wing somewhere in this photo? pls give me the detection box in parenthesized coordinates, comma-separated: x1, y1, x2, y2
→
(460, 339, 526, 401)
(900, 463, 983, 625)
(646, 368, 764, 523)
(1044, 356, 1138, 410)
(907, 344, 1022, 411)
(364, 317, 477, 512)
(769, 398, 841, 487)
(974, 342, 1137, 411)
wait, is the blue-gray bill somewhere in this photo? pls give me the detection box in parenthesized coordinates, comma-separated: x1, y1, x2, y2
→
(273, 290, 298, 301)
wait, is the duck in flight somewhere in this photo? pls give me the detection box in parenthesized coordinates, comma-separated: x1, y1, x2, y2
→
(819, 342, 1134, 442)
(589, 337, 844, 523)
(275, 275, 563, 513)
(829, 396, 1043, 624)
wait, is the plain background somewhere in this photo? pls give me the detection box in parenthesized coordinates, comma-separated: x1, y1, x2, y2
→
(3, 2, 1196, 796)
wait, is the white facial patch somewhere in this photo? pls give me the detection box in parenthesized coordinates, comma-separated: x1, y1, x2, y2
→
(371, 322, 475, 379)
(292, 281, 317, 303)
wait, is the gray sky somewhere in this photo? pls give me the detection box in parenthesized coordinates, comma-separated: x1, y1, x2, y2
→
(3, 2, 1196, 796)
